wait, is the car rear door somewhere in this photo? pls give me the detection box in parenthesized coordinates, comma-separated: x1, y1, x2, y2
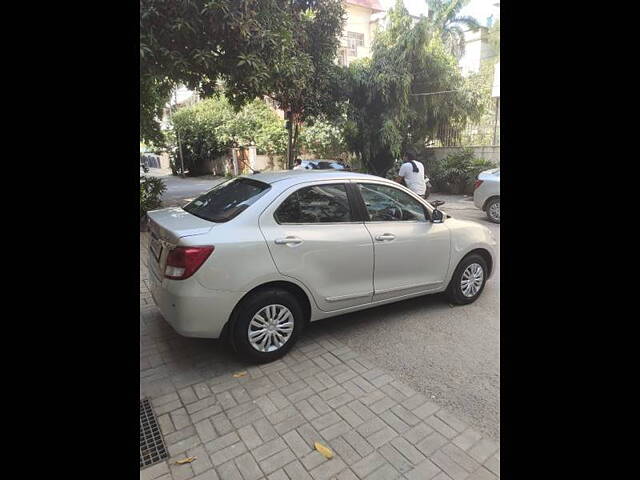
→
(354, 181, 451, 302)
(259, 181, 374, 312)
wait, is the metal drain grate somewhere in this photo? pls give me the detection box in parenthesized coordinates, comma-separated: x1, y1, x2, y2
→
(140, 398, 168, 469)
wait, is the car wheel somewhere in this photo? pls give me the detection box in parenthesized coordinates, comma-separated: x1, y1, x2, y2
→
(446, 254, 488, 305)
(486, 197, 500, 223)
(232, 288, 303, 363)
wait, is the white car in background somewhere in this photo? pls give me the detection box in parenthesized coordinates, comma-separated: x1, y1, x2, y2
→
(473, 168, 500, 223)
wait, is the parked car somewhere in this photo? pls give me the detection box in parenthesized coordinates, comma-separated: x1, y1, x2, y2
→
(147, 171, 497, 362)
(298, 160, 349, 170)
(473, 168, 500, 223)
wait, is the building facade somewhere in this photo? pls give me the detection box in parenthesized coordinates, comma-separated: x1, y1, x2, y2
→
(338, 1, 386, 66)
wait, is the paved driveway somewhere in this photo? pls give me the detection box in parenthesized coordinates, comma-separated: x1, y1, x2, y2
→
(147, 175, 500, 440)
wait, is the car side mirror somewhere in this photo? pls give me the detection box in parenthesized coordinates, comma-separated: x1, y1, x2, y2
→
(431, 209, 444, 223)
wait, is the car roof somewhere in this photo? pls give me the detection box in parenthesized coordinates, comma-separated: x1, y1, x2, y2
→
(244, 170, 386, 185)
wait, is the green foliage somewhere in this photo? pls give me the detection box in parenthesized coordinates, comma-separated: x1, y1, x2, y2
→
(342, 1, 484, 177)
(300, 117, 347, 159)
(428, 0, 481, 59)
(140, 176, 167, 217)
(171, 96, 288, 174)
(140, 0, 346, 148)
(425, 148, 496, 194)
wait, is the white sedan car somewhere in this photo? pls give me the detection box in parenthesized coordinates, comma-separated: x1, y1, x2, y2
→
(473, 168, 500, 223)
(147, 171, 497, 362)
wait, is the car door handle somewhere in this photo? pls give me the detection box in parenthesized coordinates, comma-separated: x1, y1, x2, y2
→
(375, 233, 395, 241)
(274, 236, 303, 246)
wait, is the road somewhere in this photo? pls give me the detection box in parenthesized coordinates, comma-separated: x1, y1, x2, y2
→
(151, 171, 500, 441)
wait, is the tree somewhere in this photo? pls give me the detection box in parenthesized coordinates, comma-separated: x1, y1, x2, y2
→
(342, 0, 484, 176)
(300, 116, 348, 159)
(140, 0, 345, 151)
(428, 0, 481, 59)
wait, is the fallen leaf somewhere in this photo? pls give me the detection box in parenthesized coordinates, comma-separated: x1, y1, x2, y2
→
(175, 457, 196, 464)
(314, 442, 333, 459)
(233, 371, 247, 378)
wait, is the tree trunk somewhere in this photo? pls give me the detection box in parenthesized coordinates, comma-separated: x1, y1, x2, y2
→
(292, 120, 300, 163)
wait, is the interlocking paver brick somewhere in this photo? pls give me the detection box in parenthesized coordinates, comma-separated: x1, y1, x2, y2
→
(168, 435, 201, 458)
(378, 443, 413, 473)
(452, 428, 483, 452)
(352, 451, 387, 478)
(210, 413, 234, 436)
(226, 401, 257, 420)
(260, 448, 297, 475)
(342, 429, 374, 458)
(267, 371, 289, 388)
(347, 400, 376, 422)
(425, 416, 458, 439)
(238, 424, 263, 450)
(368, 425, 397, 448)
(194, 383, 211, 399)
(311, 356, 332, 370)
(191, 469, 219, 480)
(431, 450, 469, 480)
(230, 387, 250, 405)
(468, 438, 499, 464)
(215, 460, 243, 480)
(330, 436, 361, 465)
(326, 392, 355, 409)
(191, 404, 224, 424)
(195, 419, 217, 443)
(282, 380, 309, 396)
(169, 461, 195, 480)
(209, 441, 247, 467)
(412, 400, 440, 419)
(269, 404, 298, 424)
(152, 392, 180, 408)
(379, 409, 410, 434)
(230, 407, 265, 429)
(253, 437, 288, 462)
(319, 385, 347, 402)
(300, 450, 327, 471)
(436, 410, 468, 434)
(380, 383, 410, 403)
(172, 408, 192, 431)
(140, 461, 170, 480)
(214, 391, 236, 411)
(359, 389, 386, 406)
(371, 374, 395, 388)
(297, 398, 320, 421)
(267, 469, 289, 480)
(254, 395, 279, 416)
(307, 395, 332, 415)
(315, 371, 338, 390)
(274, 413, 307, 436)
(320, 419, 351, 441)
(370, 395, 397, 414)
(467, 467, 498, 480)
(187, 445, 213, 475)
(309, 456, 347, 480)
(390, 436, 426, 465)
(336, 469, 358, 480)
(234, 452, 263, 480)
(336, 404, 364, 428)
(283, 429, 313, 458)
(296, 422, 322, 449)
(165, 426, 197, 447)
(405, 459, 442, 480)
(253, 417, 280, 442)
(311, 411, 342, 431)
(284, 459, 313, 480)
(204, 431, 240, 454)
(178, 387, 199, 405)
(365, 462, 400, 480)
(155, 399, 183, 416)
(403, 422, 434, 444)
(416, 432, 449, 457)
(441, 443, 481, 472)
(390, 404, 421, 427)
(483, 454, 499, 476)
(186, 397, 218, 415)
(158, 413, 176, 435)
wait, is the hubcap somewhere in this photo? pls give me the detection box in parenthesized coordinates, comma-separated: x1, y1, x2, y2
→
(461, 263, 484, 297)
(489, 202, 500, 220)
(248, 304, 294, 353)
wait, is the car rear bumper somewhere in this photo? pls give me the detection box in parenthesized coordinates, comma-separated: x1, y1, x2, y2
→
(148, 266, 244, 339)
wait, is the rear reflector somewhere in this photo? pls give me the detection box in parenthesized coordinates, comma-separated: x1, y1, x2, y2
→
(165, 246, 214, 280)
(474, 180, 484, 190)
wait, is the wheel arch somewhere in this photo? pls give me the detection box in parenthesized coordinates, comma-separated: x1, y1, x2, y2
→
(464, 248, 493, 277)
(482, 195, 500, 211)
(220, 280, 313, 349)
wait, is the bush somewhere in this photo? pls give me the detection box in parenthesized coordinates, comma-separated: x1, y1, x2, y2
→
(424, 148, 496, 195)
(140, 175, 167, 218)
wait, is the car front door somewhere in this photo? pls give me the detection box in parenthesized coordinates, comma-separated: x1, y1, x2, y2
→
(355, 181, 451, 302)
(259, 181, 374, 312)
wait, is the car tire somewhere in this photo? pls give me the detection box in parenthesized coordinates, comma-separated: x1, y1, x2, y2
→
(232, 288, 304, 363)
(446, 254, 488, 305)
(485, 197, 500, 223)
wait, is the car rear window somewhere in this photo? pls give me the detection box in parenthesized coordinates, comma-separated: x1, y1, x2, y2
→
(183, 177, 271, 222)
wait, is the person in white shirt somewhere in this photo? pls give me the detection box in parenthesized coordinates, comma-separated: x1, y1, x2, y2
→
(395, 149, 427, 197)
(292, 158, 304, 170)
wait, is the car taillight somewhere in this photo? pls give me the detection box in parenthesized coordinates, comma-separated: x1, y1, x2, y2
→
(164, 246, 214, 280)
(474, 180, 484, 190)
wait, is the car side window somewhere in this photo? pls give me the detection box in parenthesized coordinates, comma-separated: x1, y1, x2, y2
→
(275, 184, 352, 224)
(357, 183, 427, 222)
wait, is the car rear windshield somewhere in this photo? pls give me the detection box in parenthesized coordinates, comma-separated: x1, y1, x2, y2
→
(183, 177, 271, 222)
